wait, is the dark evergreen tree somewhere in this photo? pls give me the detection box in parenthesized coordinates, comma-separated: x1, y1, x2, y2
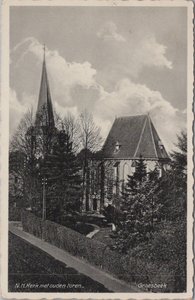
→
(122, 155, 147, 198)
(39, 129, 82, 222)
(158, 131, 187, 221)
(113, 158, 163, 253)
(134, 155, 147, 182)
(171, 131, 187, 218)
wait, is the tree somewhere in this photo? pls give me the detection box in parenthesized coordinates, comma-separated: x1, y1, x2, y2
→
(112, 131, 187, 291)
(171, 131, 187, 213)
(149, 132, 187, 288)
(79, 110, 103, 152)
(63, 113, 81, 153)
(10, 108, 34, 157)
(39, 129, 82, 222)
(10, 107, 59, 210)
(9, 109, 39, 209)
(158, 131, 187, 221)
(123, 156, 147, 197)
(78, 110, 103, 211)
(113, 158, 162, 253)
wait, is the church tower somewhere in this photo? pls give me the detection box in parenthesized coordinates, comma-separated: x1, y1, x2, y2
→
(35, 46, 55, 129)
(32, 46, 56, 158)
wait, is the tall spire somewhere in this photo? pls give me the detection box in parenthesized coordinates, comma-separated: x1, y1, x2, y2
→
(35, 45, 55, 128)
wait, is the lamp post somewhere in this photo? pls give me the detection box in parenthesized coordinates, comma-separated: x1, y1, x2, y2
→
(41, 176, 47, 221)
(25, 126, 36, 209)
(36, 158, 47, 221)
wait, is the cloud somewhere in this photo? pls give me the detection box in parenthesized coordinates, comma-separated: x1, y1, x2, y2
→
(97, 21, 126, 42)
(135, 35, 172, 70)
(10, 89, 26, 133)
(10, 38, 183, 151)
(54, 101, 78, 119)
(10, 89, 36, 135)
(11, 37, 97, 107)
(96, 33, 172, 90)
(94, 78, 184, 151)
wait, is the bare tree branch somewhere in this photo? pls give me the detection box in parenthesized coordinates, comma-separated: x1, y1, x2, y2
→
(78, 109, 103, 152)
(63, 113, 81, 153)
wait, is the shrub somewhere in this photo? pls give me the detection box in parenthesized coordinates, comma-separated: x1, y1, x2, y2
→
(122, 220, 186, 292)
(21, 211, 127, 281)
(102, 248, 124, 276)
(21, 210, 179, 290)
(9, 206, 21, 221)
(81, 238, 107, 266)
(42, 220, 61, 247)
(42, 219, 107, 265)
(21, 210, 42, 238)
(146, 262, 175, 292)
(124, 255, 149, 284)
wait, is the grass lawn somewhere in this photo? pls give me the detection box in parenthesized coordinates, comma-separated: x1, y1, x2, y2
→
(8, 233, 110, 293)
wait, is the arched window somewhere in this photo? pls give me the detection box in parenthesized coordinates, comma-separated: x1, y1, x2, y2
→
(123, 163, 130, 183)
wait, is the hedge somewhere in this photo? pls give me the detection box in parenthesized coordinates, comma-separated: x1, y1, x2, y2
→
(21, 210, 175, 290)
(9, 206, 22, 221)
(21, 210, 43, 238)
(21, 210, 127, 279)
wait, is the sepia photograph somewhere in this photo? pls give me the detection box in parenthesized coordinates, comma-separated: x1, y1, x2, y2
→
(1, 0, 193, 298)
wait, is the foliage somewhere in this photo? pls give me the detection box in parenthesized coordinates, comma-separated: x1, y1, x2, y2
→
(22, 210, 181, 291)
(9, 206, 22, 221)
(123, 156, 147, 197)
(10, 109, 83, 221)
(158, 131, 187, 221)
(22, 210, 125, 282)
(10, 108, 34, 156)
(114, 164, 161, 252)
(21, 209, 43, 238)
(112, 132, 187, 250)
(78, 110, 103, 211)
(9, 110, 35, 208)
(102, 204, 123, 224)
(62, 113, 81, 153)
(38, 129, 82, 221)
(127, 220, 186, 292)
(110, 131, 187, 292)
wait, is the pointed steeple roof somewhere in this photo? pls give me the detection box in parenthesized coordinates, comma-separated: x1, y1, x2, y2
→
(35, 46, 55, 128)
(102, 114, 169, 160)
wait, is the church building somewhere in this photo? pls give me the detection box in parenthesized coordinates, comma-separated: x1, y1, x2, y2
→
(87, 115, 170, 212)
(10, 48, 170, 215)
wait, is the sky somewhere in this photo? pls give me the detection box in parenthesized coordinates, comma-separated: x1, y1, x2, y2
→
(10, 6, 187, 151)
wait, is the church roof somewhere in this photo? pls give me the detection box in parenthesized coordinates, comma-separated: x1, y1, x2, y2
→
(35, 49, 55, 128)
(102, 114, 169, 160)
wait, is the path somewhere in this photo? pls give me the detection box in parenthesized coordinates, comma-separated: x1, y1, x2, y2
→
(92, 226, 116, 248)
(9, 223, 140, 293)
(9, 232, 109, 292)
